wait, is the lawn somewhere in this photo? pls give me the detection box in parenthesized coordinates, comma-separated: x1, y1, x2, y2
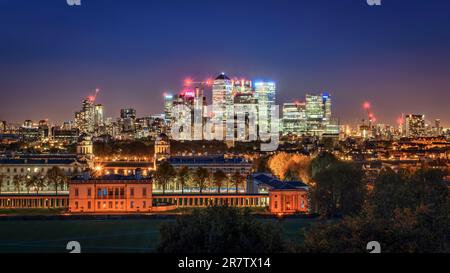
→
(0, 217, 316, 253)
(0, 208, 66, 215)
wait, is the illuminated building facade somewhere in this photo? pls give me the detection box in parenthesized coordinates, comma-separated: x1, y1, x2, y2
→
(0, 155, 87, 193)
(255, 81, 277, 137)
(75, 98, 95, 135)
(212, 73, 233, 138)
(304, 92, 335, 136)
(163, 94, 174, 123)
(94, 104, 104, 128)
(405, 114, 426, 137)
(120, 108, 137, 133)
(69, 171, 153, 213)
(282, 102, 306, 136)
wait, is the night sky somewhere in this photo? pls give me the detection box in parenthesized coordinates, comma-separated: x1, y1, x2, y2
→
(1, 0, 450, 127)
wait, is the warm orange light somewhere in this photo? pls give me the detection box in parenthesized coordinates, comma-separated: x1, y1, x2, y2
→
(184, 78, 193, 86)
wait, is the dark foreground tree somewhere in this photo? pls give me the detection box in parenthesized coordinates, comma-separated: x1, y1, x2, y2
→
(302, 168, 450, 253)
(157, 206, 286, 253)
(311, 161, 366, 218)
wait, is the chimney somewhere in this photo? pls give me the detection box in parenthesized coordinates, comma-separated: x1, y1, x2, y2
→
(135, 168, 142, 180)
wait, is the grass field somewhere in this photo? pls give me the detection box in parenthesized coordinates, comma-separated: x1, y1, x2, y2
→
(0, 208, 66, 215)
(0, 218, 316, 253)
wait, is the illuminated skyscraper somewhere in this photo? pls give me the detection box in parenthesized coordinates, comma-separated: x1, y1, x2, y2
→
(282, 102, 306, 136)
(94, 104, 104, 127)
(75, 98, 95, 135)
(212, 73, 232, 108)
(305, 92, 334, 136)
(163, 94, 174, 123)
(305, 94, 324, 136)
(255, 81, 277, 137)
(212, 73, 233, 137)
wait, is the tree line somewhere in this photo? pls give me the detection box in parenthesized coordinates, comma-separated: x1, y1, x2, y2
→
(153, 161, 246, 194)
(157, 152, 449, 253)
(0, 166, 68, 195)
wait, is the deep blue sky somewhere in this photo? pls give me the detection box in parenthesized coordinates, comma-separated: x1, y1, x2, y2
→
(1, 0, 450, 126)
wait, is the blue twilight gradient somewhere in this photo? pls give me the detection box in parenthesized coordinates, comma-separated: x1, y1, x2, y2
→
(0, 0, 450, 126)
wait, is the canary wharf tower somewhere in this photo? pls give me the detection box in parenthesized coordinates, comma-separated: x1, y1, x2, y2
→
(212, 73, 233, 138)
(255, 81, 277, 138)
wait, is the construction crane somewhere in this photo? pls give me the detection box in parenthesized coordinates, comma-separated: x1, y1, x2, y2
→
(184, 77, 213, 87)
(182, 78, 213, 98)
(87, 88, 100, 103)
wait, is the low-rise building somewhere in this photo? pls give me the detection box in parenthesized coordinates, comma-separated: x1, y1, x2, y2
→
(247, 173, 309, 214)
(68, 171, 152, 213)
(0, 154, 87, 193)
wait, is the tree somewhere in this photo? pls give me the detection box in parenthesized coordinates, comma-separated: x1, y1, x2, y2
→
(311, 161, 366, 218)
(308, 152, 339, 180)
(157, 206, 286, 253)
(268, 152, 292, 180)
(212, 170, 227, 194)
(0, 173, 5, 194)
(46, 166, 67, 195)
(13, 175, 25, 194)
(254, 156, 269, 173)
(193, 167, 209, 194)
(154, 161, 176, 194)
(302, 168, 450, 253)
(268, 152, 311, 183)
(231, 171, 245, 194)
(176, 166, 190, 194)
(27, 172, 46, 195)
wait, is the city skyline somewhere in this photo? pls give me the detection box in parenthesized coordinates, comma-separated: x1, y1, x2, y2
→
(1, 0, 450, 127)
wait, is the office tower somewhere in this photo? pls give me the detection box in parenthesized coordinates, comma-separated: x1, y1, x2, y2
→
(233, 81, 258, 141)
(120, 108, 137, 133)
(38, 120, 50, 140)
(232, 79, 253, 96)
(434, 119, 443, 136)
(163, 94, 174, 123)
(305, 94, 325, 136)
(94, 104, 104, 127)
(322, 92, 332, 125)
(304, 92, 334, 137)
(75, 98, 95, 135)
(405, 114, 426, 137)
(120, 108, 136, 120)
(282, 102, 306, 136)
(255, 81, 276, 137)
(212, 73, 233, 138)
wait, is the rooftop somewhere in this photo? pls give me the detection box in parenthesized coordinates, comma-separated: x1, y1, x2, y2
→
(215, 73, 230, 81)
(169, 155, 250, 165)
(70, 174, 151, 182)
(253, 173, 308, 191)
